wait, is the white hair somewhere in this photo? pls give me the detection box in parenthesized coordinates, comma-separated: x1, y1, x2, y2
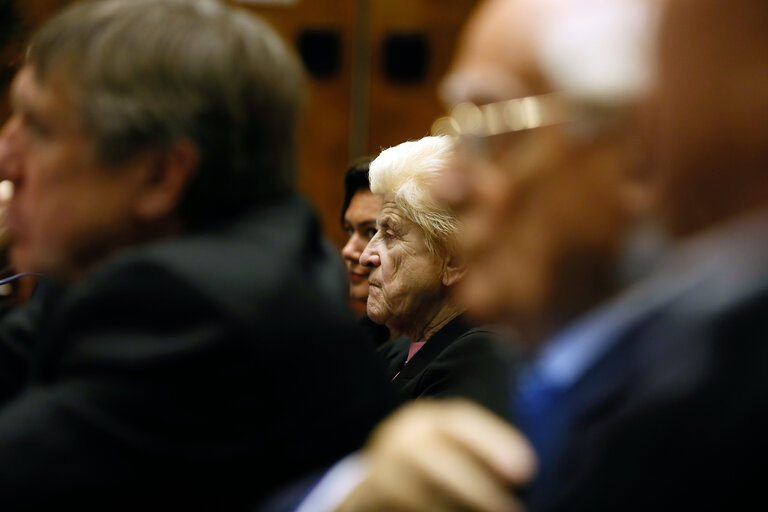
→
(369, 136, 458, 256)
(535, 0, 660, 104)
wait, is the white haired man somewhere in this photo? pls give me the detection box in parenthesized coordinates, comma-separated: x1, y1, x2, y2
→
(0, 0, 394, 508)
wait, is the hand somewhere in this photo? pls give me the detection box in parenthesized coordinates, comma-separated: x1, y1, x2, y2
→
(336, 399, 536, 512)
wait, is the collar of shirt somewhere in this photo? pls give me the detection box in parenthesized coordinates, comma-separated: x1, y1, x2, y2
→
(526, 206, 768, 393)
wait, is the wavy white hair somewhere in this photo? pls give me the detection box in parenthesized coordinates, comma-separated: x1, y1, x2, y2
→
(369, 136, 459, 256)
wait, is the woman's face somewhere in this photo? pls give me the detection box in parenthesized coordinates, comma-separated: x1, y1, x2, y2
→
(360, 197, 447, 333)
(341, 190, 383, 303)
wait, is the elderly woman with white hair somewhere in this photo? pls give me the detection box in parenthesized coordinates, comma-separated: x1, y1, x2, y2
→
(362, 136, 512, 416)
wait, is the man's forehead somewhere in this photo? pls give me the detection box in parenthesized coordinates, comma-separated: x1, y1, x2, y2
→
(440, 68, 527, 106)
(12, 66, 75, 119)
(441, 0, 545, 106)
(10, 67, 38, 106)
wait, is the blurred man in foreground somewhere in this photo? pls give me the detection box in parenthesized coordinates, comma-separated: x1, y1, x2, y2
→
(0, 0, 393, 508)
(287, 0, 660, 510)
(335, 0, 768, 510)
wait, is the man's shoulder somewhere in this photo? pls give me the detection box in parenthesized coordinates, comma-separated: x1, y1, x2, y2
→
(632, 269, 768, 387)
(76, 196, 348, 322)
(131, 196, 325, 286)
(563, 265, 768, 451)
(549, 278, 768, 512)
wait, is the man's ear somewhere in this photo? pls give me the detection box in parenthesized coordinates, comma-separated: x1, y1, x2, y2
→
(134, 139, 199, 221)
(441, 250, 468, 288)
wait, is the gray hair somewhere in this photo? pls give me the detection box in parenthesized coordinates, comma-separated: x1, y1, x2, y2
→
(369, 136, 459, 257)
(27, 0, 305, 227)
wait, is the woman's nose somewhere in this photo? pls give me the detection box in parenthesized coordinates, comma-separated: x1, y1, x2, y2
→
(0, 118, 23, 184)
(359, 240, 380, 267)
(341, 233, 365, 263)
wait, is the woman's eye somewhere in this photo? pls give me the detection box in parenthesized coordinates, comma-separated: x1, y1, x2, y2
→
(365, 228, 377, 240)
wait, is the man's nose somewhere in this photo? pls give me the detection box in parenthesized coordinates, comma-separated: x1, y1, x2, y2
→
(0, 117, 23, 184)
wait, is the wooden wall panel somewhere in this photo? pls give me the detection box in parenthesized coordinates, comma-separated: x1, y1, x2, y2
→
(366, 0, 478, 155)
(234, 0, 479, 247)
(1, 0, 479, 250)
(229, 0, 357, 246)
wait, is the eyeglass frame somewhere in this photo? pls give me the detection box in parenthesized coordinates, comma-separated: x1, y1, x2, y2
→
(431, 92, 570, 139)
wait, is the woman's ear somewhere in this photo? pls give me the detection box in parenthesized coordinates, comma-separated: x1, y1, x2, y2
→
(441, 250, 468, 287)
(133, 139, 199, 221)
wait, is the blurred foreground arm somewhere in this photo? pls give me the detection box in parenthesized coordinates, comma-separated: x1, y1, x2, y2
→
(337, 400, 537, 512)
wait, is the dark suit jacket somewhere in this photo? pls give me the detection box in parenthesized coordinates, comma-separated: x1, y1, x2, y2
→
(359, 313, 391, 346)
(0, 196, 396, 510)
(529, 248, 768, 511)
(377, 316, 513, 418)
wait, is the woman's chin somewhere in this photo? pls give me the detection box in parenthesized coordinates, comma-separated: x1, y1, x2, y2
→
(366, 307, 387, 326)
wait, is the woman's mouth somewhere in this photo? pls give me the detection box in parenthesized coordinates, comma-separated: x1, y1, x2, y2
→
(349, 271, 368, 283)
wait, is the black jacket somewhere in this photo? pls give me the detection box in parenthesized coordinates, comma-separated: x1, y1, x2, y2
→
(0, 196, 395, 510)
(378, 316, 513, 418)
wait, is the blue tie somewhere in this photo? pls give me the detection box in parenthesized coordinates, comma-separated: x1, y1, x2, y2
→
(514, 365, 569, 480)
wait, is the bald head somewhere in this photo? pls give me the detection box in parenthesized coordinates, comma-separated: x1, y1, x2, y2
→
(442, 0, 657, 108)
(441, 0, 547, 106)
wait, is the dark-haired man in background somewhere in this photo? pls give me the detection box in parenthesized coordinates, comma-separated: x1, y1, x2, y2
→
(0, 0, 393, 508)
